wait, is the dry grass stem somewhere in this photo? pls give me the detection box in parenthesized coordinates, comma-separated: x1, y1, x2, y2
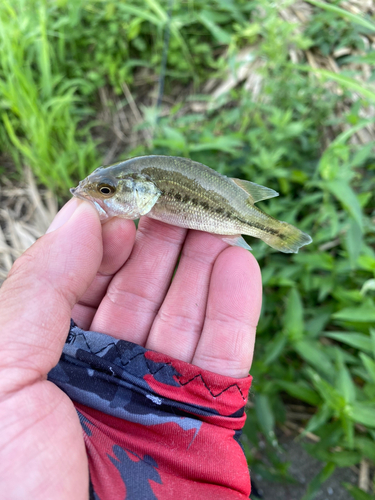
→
(0, 169, 56, 283)
(122, 82, 153, 145)
(283, 421, 321, 442)
(359, 459, 370, 492)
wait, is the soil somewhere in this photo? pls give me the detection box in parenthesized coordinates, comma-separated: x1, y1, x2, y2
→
(251, 435, 358, 500)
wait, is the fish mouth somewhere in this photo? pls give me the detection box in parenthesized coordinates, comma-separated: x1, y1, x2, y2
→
(70, 186, 89, 202)
(70, 186, 108, 220)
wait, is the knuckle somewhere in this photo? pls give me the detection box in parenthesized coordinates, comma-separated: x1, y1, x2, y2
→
(6, 246, 39, 283)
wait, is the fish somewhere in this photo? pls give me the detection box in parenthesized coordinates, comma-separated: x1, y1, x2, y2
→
(70, 155, 312, 253)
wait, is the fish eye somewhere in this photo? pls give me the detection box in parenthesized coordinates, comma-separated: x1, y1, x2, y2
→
(98, 183, 116, 196)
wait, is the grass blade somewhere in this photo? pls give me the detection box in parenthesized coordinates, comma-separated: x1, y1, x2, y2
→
(301, 462, 336, 500)
(297, 65, 375, 102)
(305, 0, 375, 32)
(344, 484, 375, 500)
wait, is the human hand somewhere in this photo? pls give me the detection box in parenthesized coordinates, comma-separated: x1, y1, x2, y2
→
(0, 199, 262, 499)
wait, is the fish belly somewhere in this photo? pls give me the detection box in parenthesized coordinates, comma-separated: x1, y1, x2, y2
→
(147, 201, 244, 235)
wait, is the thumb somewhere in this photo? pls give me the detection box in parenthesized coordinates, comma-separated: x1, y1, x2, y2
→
(0, 200, 103, 391)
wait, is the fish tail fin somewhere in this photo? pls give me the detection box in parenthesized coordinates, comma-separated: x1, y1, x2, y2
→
(262, 221, 312, 253)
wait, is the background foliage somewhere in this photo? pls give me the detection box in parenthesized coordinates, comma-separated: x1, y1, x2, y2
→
(0, 0, 374, 497)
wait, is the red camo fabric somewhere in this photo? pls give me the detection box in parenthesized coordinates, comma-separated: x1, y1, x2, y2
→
(48, 321, 253, 499)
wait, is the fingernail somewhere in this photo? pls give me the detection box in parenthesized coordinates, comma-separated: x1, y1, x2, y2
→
(46, 198, 82, 234)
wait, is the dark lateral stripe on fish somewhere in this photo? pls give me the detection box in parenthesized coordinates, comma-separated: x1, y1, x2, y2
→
(232, 215, 284, 238)
(165, 188, 284, 238)
(163, 189, 215, 209)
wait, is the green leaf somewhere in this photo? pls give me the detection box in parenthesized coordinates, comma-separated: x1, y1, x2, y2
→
(361, 280, 375, 296)
(2, 113, 38, 162)
(349, 403, 375, 428)
(305, 311, 331, 337)
(336, 354, 356, 403)
(144, 0, 168, 22)
(116, 4, 162, 25)
(294, 252, 334, 271)
(355, 437, 375, 462)
(346, 219, 363, 269)
(333, 305, 375, 323)
(298, 65, 375, 102)
(198, 11, 232, 44)
(250, 462, 297, 484)
(349, 141, 375, 170)
(158, 126, 188, 152)
(307, 369, 345, 410)
(342, 413, 355, 449)
(324, 332, 373, 353)
(263, 332, 287, 365)
(319, 120, 373, 179)
(284, 288, 304, 341)
(189, 136, 243, 154)
(344, 484, 375, 500)
(305, 0, 375, 32)
(305, 404, 332, 434)
(277, 381, 320, 406)
(358, 255, 375, 272)
(316, 449, 360, 467)
(295, 341, 334, 378)
(360, 353, 375, 382)
(371, 329, 375, 358)
(255, 394, 277, 445)
(301, 462, 336, 500)
(326, 179, 363, 231)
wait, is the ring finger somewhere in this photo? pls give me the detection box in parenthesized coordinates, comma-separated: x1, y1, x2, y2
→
(146, 231, 229, 361)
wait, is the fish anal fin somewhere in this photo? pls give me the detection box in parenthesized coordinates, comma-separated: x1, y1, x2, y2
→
(231, 178, 279, 204)
(219, 234, 252, 251)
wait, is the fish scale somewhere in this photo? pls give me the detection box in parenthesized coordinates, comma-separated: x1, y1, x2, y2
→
(148, 178, 250, 235)
(129, 165, 285, 238)
(70, 155, 312, 254)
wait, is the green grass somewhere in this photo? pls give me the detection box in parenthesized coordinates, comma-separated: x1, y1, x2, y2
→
(0, 0, 100, 190)
(0, 0, 375, 497)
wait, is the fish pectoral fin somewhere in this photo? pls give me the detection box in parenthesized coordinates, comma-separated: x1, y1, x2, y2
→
(219, 235, 252, 251)
(134, 179, 161, 216)
(231, 178, 279, 204)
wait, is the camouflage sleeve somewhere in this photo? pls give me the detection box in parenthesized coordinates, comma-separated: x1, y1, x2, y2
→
(48, 320, 253, 500)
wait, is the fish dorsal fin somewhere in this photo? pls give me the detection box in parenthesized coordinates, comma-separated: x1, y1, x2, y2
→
(231, 178, 279, 204)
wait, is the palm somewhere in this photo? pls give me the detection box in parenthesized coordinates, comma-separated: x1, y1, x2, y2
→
(0, 202, 261, 499)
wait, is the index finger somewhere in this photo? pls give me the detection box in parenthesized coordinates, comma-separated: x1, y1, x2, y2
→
(72, 216, 136, 330)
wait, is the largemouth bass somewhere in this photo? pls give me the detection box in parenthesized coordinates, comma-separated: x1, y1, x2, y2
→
(71, 155, 312, 253)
